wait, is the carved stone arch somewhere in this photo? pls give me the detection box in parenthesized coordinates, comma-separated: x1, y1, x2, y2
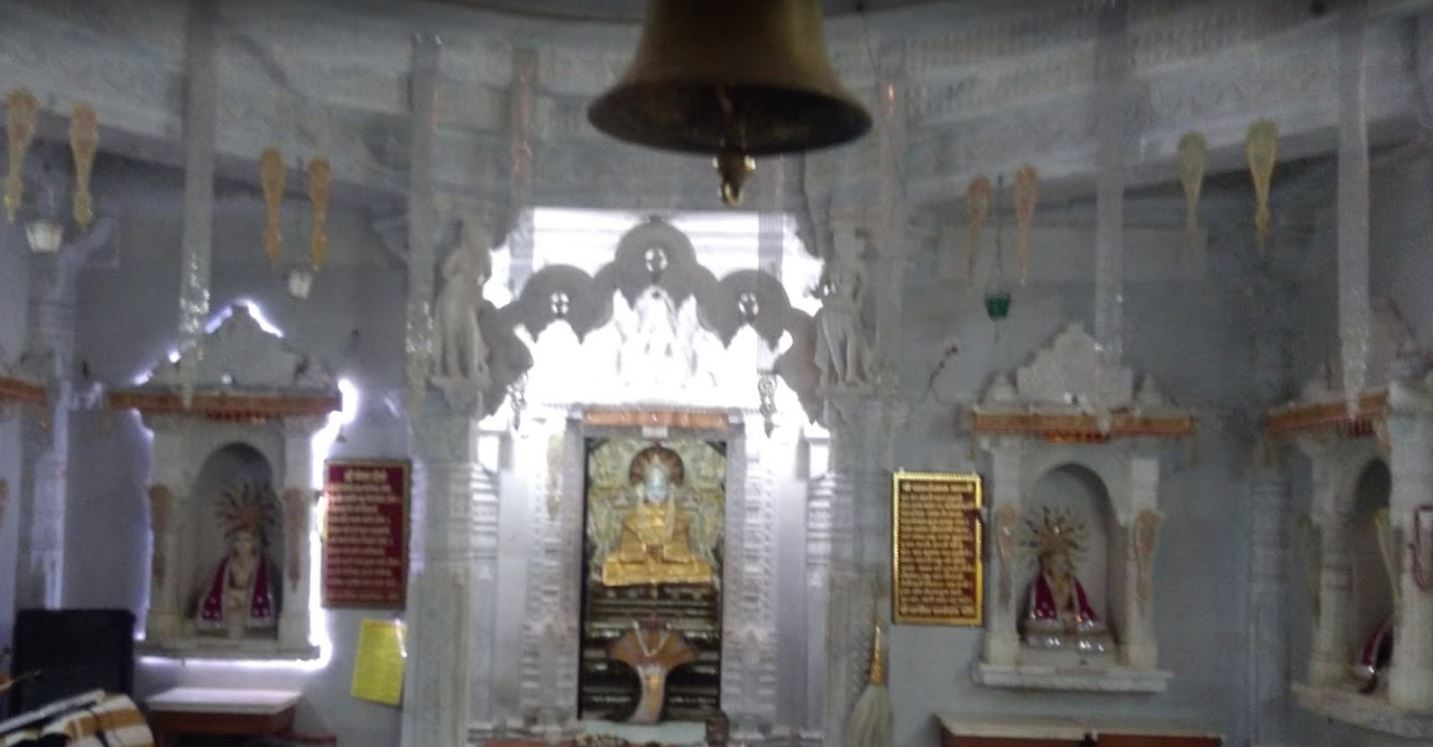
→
(510, 265, 607, 341)
(607, 217, 705, 307)
(714, 270, 793, 348)
(1019, 452, 1129, 526)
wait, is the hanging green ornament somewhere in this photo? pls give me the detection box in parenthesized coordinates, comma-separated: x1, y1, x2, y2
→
(984, 174, 1013, 334)
(984, 290, 1011, 321)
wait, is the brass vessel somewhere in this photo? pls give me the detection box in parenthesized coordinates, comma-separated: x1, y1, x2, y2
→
(589, 0, 872, 205)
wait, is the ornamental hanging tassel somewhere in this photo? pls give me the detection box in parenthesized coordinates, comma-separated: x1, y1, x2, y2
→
(307, 157, 332, 272)
(1177, 132, 1207, 249)
(4, 88, 39, 223)
(69, 103, 99, 231)
(1245, 119, 1278, 252)
(1013, 164, 1039, 284)
(259, 147, 285, 267)
(965, 175, 991, 280)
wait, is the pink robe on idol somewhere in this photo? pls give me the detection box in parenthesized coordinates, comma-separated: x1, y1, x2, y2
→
(197, 556, 276, 631)
(1021, 571, 1113, 653)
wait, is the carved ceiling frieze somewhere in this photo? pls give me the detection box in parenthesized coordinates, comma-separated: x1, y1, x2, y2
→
(3, 0, 1431, 210)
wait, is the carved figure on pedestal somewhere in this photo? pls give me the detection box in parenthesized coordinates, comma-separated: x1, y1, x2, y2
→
(609, 617, 695, 724)
(1020, 507, 1112, 653)
(196, 483, 278, 639)
(433, 228, 492, 388)
(600, 445, 714, 588)
(613, 284, 702, 392)
(813, 225, 875, 390)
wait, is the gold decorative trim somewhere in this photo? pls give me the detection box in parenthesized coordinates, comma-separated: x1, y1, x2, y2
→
(68, 103, 99, 230)
(969, 411, 1196, 441)
(892, 471, 983, 627)
(582, 408, 729, 431)
(4, 88, 38, 223)
(0, 376, 46, 407)
(259, 147, 285, 267)
(107, 389, 340, 421)
(1265, 392, 1388, 439)
(307, 157, 332, 272)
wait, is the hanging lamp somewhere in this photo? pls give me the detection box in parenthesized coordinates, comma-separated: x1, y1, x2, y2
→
(588, 0, 872, 206)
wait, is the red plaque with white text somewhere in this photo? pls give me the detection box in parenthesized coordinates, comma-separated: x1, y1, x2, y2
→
(323, 460, 410, 609)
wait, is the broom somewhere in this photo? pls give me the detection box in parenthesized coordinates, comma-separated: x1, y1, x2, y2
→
(843, 621, 893, 747)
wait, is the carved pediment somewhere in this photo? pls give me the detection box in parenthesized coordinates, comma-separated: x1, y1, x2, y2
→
(1299, 299, 1428, 403)
(142, 306, 334, 392)
(985, 323, 1139, 409)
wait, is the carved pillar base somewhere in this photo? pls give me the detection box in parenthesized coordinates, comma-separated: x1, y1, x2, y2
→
(402, 567, 473, 747)
(404, 403, 482, 747)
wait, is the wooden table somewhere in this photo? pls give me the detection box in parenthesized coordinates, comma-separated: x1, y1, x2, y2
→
(939, 714, 1222, 747)
(146, 687, 302, 747)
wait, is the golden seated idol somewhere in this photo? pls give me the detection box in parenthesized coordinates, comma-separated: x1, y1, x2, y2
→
(601, 444, 713, 588)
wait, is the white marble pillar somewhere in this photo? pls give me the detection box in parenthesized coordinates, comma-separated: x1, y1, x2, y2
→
(723, 418, 778, 740)
(278, 417, 322, 652)
(1114, 454, 1160, 670)
(1092, 0, 1128, 363)
(143, 417, 193, 642)
(1302, 436, 1356, 686)
(802, 431, 834, 746)
(821, 396, 881, 747)
(1387, 379, 1433, 710)
(520, 413, 582, 736)
(981, 442, 1023, 667)
(174, 0, 217, 403)
(468, 428, 503, 734)
(403, 406, 480, 747)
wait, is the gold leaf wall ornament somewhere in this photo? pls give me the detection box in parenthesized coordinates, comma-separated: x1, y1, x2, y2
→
(965, 175, 992, 280)
(68, 103, 99, 231)
(1176, 132, 1207, 249)
(1133, 510, 1162, 615)
(4, 88, 39, 223)
(1245, 119, 1279, 252)
(307, 157, 332, 272)
(259, 147, 285, 267)
(1013, 164, 1039, 284)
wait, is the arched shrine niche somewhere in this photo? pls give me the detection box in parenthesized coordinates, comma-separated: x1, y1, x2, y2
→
(1021, 464, 1117, 656)
(1347, 459, 1393, 683)
(187, 443, 282, 641)
(1277, 300, 1433, 738)
(107, 306, 339, 660)
(971, 323, 1194, 693)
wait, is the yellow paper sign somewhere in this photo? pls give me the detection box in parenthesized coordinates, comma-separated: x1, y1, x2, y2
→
(351, 619, 406, 706)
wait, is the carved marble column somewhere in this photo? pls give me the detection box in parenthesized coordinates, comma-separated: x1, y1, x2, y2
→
(278, 417, 323, 652)
(1301, 435, 1357, 686)
(981, 440, 1023, 667)
(1387, 378, 1433, 710)
(1113, 454, 1160, 670)
(143, 416, 193, 642)
(403, 403, 480, 747)
(468, 427, 503, 734)
(1243, 269, 1295, 742)
(519, 413, 582, 736)
(821, 396, 882, 747)
(723, 418, 778, 739)
(15, 224, 110, 608)
(801, 430, 833, 746)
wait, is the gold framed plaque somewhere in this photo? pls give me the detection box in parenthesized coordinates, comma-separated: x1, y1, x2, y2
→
(892, 471, 983, 626)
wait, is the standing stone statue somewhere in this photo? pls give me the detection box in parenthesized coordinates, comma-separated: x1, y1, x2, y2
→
(814, 224, 875, 389)
(434, 221, 492, 387)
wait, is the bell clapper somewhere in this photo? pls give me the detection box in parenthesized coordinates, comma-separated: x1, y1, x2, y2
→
(715, 150, 756, 207)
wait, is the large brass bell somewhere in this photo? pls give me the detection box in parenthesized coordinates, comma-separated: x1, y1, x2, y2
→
(588, 0, 872, 206)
